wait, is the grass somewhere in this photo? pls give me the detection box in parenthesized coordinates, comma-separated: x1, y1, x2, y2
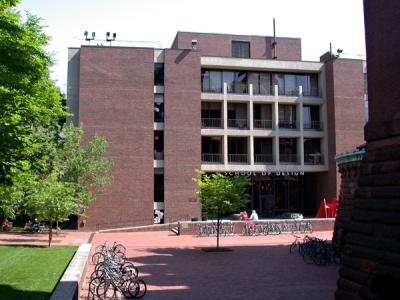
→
(0, 245, 77, 300)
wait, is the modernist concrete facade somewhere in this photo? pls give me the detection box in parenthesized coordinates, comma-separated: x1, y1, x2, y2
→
(67, 32, 365, 229)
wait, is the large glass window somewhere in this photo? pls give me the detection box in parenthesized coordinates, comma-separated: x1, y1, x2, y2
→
(154, 63, 164, 85)
(303, 105, 321, 130)
(279, 105, 297, 129)
(248, 72, 259, 94)
(260, 73, 271, 95)
(210, 71, 222, 93)
(234, 71, 248, 93)
(223, 71, 235, 93)
(304, 138, 322, 164)
(279, 138, 298, 163)
(232, 41, 250, 58)
(309, 74, 318, 96)
(272, 73, 285, 95)
(284, 74, 297, 96)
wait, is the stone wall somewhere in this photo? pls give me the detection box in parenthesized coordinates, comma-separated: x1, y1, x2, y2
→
(333, 150, 365, 252)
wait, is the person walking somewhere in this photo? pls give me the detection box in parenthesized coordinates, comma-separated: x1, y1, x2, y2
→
(249, 210, 259, 221)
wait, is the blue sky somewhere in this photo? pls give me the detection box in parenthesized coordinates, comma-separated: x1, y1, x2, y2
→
(16, 0, 366, 93)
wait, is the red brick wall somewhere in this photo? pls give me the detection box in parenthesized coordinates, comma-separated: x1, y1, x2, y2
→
(78, 47, 155, 229)
(164, 49, 202, 221)
(319, 59, 365, 202)
(172, 32, 301, 61)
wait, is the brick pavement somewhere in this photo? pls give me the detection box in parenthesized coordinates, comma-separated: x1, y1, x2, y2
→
(0, 230, 93, 247)
(82, 230, 338, 300)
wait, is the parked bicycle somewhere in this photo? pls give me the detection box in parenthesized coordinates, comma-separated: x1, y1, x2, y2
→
(89, 241, 146, 299)
(243, 221, 313, 236)
(290, 235, 340, 266)
(198, 222, 234, 237)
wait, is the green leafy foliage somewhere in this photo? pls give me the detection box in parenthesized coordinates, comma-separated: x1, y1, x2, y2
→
(193, 171, 249, 249)
(25, 124, 113, 246)
(193, 171, 249, 217)
(0, 0, 66, 184)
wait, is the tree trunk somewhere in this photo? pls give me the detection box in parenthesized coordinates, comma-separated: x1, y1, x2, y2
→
(216, 214, 221, 250)
(48, 219, 53, 248)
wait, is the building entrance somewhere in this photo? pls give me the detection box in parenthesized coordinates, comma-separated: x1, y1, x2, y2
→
(249, 175, 303, 218)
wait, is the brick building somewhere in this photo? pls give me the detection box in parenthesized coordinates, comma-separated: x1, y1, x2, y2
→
(67, 31, 365, 229)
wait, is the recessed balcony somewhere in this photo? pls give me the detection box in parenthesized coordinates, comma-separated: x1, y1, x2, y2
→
(228, 119, 248, 129)
(202, 136, 223, 164)
(202, 118, 222, 129)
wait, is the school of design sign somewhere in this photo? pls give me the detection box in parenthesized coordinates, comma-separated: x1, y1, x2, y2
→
(223, 171, 305, 177)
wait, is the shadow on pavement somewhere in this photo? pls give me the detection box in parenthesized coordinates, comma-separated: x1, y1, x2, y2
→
(127, 244, 338, 300)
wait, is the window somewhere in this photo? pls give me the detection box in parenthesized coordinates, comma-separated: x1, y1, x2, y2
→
(279, 105, 297, 129)
(154, 63, 164, 85)
(259, 73, 271, 95)
(223, 71, 235, 93)
(232, 41, 250, 58)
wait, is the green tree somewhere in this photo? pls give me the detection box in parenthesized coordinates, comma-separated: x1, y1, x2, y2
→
(26, 124, 112, 247)
(0, 0, 66, 188)
(26, 173, 76, 247)
(193, 171, 249, 250)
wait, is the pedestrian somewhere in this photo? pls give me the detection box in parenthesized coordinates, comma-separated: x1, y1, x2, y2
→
(249, 210, 259, 221)
(240, 211, 249, 221)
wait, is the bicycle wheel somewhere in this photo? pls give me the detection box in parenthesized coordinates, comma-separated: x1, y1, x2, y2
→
(89, 276, 102, 296)
(289, 242, 297, 253)
(121, 262, 139, 278)
(113, 243, 126, 254)
(92, 252, 105, 264)
(127, 279, 147, 299)
(96, 278, 117, 300)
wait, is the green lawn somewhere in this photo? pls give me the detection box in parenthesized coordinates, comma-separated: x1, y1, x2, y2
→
(0, 246, 77, 300)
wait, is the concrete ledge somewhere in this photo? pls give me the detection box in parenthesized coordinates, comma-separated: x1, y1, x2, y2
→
(50, 243, 92, 300)
(179, 218, 335, 235)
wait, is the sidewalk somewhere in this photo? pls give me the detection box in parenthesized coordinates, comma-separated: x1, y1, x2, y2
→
(0, 230, 93, 247)
(82, 230, 338, 300)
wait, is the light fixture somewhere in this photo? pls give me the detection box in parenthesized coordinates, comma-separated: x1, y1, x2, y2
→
(106, 32, 117, 45)
(84, 31, 95, 43)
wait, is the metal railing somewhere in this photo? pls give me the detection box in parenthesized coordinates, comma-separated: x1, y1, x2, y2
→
(228, 82, 249, 94)
(303, 120, 323, 130)
(278, 120, 297, 129)
(280, 88, 299, 97)
(201, 118, 222, 128)
(254, 154, 273, 163)
(253, 119, 273, 129)
(202, 87, 223, 93)
(280, 154, 298, 163)
(228, 154, 248, 163)
(201, 153, 223, 163)
(303, 87, 320, 97)
(253, 88, 273, 96)
(304, 153, 323, 165)
(154, 151, 164, 160)
(228, 119, 248, 129)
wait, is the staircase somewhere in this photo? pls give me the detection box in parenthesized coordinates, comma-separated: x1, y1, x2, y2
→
(168, 222, 180, 235)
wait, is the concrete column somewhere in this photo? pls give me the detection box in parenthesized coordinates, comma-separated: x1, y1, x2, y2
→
(274, 101, 279, 131)
(223, 82, 228, 130)
(249, 83, 253, 96)
(299, 136, 304, 165)
(274, 84, 279, 98)
(298, 101, 303, 132)
(274, 136, 280, 165)
(224, 135, 228, 165)
(298, 85, 303, 97)
(249, 135, 254, 165)
(249, 98, 253, 130)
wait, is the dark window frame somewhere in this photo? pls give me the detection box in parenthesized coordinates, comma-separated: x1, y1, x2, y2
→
(232, 41, 251, 58)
